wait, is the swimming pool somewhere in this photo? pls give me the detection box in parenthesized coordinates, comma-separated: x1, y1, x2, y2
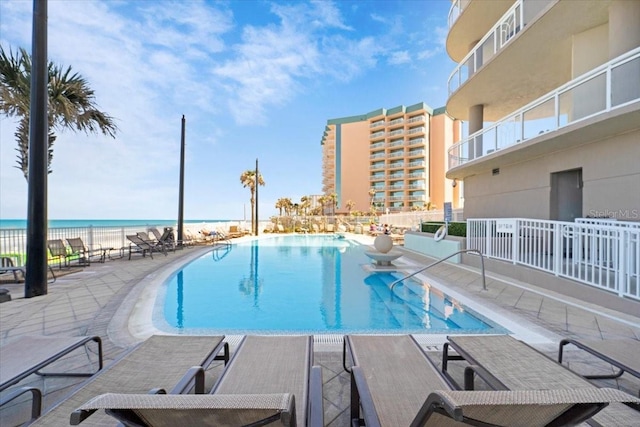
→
(155, 235, 508, 334)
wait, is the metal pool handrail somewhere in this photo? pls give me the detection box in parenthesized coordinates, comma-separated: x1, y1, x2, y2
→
(389, 249, 487, 293)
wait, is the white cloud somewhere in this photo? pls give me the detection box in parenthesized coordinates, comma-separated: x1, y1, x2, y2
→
(388, 50, 411, 65)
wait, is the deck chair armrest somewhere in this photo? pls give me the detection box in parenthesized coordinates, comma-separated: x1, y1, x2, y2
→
(71, 393, 297, 426)
(410, 388, 640, 427)
(350, 366, 382, 427)
(463, 364, 506, 390)
(170, 366, 206, 394)
(308, 366, 324, 427)
(0, 386, 42, 422)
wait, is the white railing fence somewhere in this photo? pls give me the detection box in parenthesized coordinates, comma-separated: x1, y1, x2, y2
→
(467, 218, 639, 301)
(380, 209, 465, 229)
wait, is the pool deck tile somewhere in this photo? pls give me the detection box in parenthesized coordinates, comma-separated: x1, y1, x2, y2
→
(1, 238, 639, 426)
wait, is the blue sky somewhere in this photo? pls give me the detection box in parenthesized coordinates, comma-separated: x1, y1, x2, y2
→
(0, 0, 455, 220)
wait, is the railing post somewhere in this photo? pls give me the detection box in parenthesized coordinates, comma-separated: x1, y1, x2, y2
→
(88, 225, 94, 248)
(553, 222, 562, 276)
(512, 219, 519, 265)
(617, 229, 626, 298)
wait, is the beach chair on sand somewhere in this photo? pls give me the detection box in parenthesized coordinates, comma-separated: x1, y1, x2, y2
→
(33, 335, 229, 426)
(343, 335, 639, 427)
(71, 335, 323, 427)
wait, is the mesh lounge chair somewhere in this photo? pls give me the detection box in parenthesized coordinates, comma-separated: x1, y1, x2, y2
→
(34, 335, 228, 426)
(47, 239, 70, 269)
(137, 231, 169, 255)
(0, 335, 102, 425)
(148, 228, 176, 252)
(126, 235, 163, 260)
(71, 335, 323, 427)
(66, 237, 104, 266)
(442, 334, 640, 426)
(343, 335, 638, 427)
(558, 337, 640, 395)
(0, 256, 56, 284)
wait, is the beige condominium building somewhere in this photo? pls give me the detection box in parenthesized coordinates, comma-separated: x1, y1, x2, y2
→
(445, 0, 640, 221)
(320, 102, 461, 215)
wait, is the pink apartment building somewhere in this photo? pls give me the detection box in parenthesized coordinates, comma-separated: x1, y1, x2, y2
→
(321, 103, 462, 215)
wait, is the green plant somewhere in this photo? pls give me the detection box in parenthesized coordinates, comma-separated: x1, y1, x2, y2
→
(420, 221, 466, 237)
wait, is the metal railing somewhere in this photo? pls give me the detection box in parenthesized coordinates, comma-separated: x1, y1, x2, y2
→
(448, 47, 640, 168)
(390, 249, 487, 293)
(467, 218, 640, 301)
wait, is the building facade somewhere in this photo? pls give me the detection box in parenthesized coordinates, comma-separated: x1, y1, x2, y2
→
(445, 0, 640, 221)
(321, 102, 461, 215)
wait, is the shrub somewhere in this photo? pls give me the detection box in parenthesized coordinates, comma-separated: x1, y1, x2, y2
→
(420, 221, 466, 237)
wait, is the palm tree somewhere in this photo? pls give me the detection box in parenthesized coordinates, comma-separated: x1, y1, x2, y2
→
(300, 196, 311, 216)
(0, 46, 117, 181)
(275, 198, 286, 216)
(346, 200, 355, 215)
(240, 169, 265, 234)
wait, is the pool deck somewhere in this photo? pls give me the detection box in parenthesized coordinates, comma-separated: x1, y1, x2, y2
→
(1, 234, 639, 426)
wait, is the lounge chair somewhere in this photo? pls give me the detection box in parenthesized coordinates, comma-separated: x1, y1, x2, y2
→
(343, 334, 638, 427)
(47, 239, 70, 269)
(558, 337, 640, 395)
(126, 235, 163, 260)
(228, 225, 249, 238)
(149, 228, 177, 252)
(0, 256, 56, 284)
(71, 335, 323, 427)
(66, 237, 105, 266)
(32, 335, 228, 426)
(0, 335, 103, 425)
(442, 334, 640, 426)
(137, 231, 170, 254)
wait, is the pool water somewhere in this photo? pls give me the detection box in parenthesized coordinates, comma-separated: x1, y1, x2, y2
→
(157, 235, 508, 334)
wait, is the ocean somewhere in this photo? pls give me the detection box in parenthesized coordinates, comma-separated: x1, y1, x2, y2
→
(0, 219, 236, 229)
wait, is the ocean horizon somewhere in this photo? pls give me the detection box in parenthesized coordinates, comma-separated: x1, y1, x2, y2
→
(0, 219, 240, 229)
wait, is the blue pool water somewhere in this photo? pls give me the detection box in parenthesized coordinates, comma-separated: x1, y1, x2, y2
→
(157, 235, 508, 334)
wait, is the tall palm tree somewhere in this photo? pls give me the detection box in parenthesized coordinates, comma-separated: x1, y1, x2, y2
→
(300, 196, 311, 216)
(240, 169, 265, 234)
(275, 198, 286, 216)
(0, 46, 117, 181)
(346, 200, 355, 215)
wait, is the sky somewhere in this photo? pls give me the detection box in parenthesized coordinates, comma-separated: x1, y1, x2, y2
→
(0, 0, 455, 221)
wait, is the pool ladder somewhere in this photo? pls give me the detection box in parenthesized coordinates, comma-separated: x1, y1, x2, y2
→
(389, 249, 487, 294)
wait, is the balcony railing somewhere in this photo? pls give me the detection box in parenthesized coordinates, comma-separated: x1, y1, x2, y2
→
(370, 120, 385, 128)
(370, 131, 385, 139)
(407, 127, 425, 135)
(407, 138, 425, 146)
(448, 0, 552, 94)
(389, 118, 404, 126)
(388, 129, 404, 137)
(370, 142, 385, 150)
(449, 47, 640, 168)
(389, 151, 404, 158)
(407, 115, 426, 124)
(389, 140, 404, 148)
(448, 0, 472, 28)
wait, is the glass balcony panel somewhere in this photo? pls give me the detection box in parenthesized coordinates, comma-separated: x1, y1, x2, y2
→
(522, 98, 556, 141)
(611, 56, 640, 107)
(478, 33, 495, 70)
(523, 0, 552, 24)
(496, 115, 522, 150)
(559, 74, 606, 125)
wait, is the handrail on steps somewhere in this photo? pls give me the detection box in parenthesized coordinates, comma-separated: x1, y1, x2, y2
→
(389, 249, 487, 293)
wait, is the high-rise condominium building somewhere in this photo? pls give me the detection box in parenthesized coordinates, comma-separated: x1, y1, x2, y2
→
(445, 0, 640, 221)
(320, 102, 461, 215)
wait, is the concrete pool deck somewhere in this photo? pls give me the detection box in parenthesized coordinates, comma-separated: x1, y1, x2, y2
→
(1, 234, 639, 426)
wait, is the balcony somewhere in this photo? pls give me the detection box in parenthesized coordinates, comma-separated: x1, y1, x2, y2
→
(389, 173, 404, 179)
(448, 0, 553, 94)
(389, 139, 404, 148)
(407, 127, 425, 135)
(447, 0, 609, 120)
(407, 161, 425, 168)
(370, 142, 385, 150)
(388, 162, 404, 169)
(448, 47, 640, 171)
(407, 149, 426, 157)
(407, 115, 426, 124)
(370, 153, 386, 160)
(407, 137, 425, 146)
(407, 172, 425, 178)
(388, 118, 404, 127)
(388, 129, 404, 137)
(370, 162, 385, 170)
(389, 151, 404, 159)
(370, 131, 385, 139)
(369, 120, 385, 128)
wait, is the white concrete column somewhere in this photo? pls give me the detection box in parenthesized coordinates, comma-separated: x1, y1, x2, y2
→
(468, 104, 484, 159)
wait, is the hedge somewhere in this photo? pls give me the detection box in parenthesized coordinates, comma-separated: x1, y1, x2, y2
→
(420, 221, 467, 237)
